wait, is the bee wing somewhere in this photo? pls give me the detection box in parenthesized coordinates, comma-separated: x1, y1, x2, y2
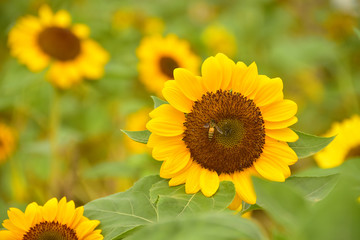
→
(215, 125, 223, 134)
(203, 123, 210, 128)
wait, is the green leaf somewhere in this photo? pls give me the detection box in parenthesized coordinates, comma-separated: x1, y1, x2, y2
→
(253, 177, 309, 232)
(125, 212, 267, 240)
(121, 129, 151, 144)
(85, 176, 237, 240)
(355, 28, 360, 39)
(288, 130, 335, 158)
(150, 180, 235, 219)
(151, 96, 168, 108)
(84, 175, 162, 240)
(286, 174, 339, 202)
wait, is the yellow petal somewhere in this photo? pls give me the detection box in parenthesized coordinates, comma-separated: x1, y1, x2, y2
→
(147, 133, 182, 149)
(55, 197, 68, 223)
(199, 168, 220, 197)
(254, 156, 286, 182)
(24, 202, 39, 227)
(261, 150, 292, 178)
(232, 62, 258, 98)
(68, 207, 84, 229)
(185, 163, 202, 194)
(265, 116, 298, 129)
(263, 137, 298, 165)
(163, 80, 194, 113)
(201, 56, 222, 92)
(0, 230, 13, 239)
(228, 193, 243, 211)
(169, 169, 189, 186)
(266, 128, 299, 142)
(232, 171, 257, 204)
(38, 5, 54, 25)
(261, 100, 297, 122)
(147, 105, 185, 137)
(254, 77, 283, 107)
(42, 198, 58, 222)
(159, 149, 191, 178)
(214, 53, 235, 90)
(6, 208, 29, 232)
(173, 68, 205, 101)
(72, 24, 90, 39)
(76, 220, 100, 239)
(53, 10, 71, 27)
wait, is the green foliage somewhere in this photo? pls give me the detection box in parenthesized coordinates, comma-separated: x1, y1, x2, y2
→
(121, 130, 151, 144)
(84, 175, 258, 240)
(289, 130, 335, 158)
(151, 96, 168, 109)
(125, 212, 267, 240)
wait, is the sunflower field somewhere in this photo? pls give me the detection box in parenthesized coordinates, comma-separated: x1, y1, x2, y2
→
(0, 0, 360, 239)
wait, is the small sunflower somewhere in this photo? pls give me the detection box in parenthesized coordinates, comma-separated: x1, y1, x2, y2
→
(0, 123, 16, 164)
(136, 34, 200, 97)
(0, 197, 103, 240)
(146, 53, 298, 210)
(8, 5, 109, 89)
(201, 24, 237, 58)
(315, 115, 360, 168)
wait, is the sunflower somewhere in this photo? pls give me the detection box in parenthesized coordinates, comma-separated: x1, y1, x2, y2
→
(8, 5, 109, 89)
(201, 24, 237, 58)
(0, 197, 103, 240)
(146, 53, 298, 210)
(314, 115, 360, 168)
(0, 123, 16, 164)
(136, 34, 200, 97)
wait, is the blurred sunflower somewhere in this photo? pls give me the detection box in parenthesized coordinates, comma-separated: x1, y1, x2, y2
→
(0, 123, 16, 164)
(315, 115, 360, 168)
(8, 5, 109, 89)
(146, 53, 298, 210)
(0, 197, 103, 240)
(136, 34, 200, 97)
(201, 24, 237, 58)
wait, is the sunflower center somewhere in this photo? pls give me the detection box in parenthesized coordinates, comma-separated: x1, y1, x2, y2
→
(159, 56, 179, 79)
(345, 145, 360, 160)
(23, 221, 78, 240)
(38, 27, 81, 61)
(183, 90, 265, 174)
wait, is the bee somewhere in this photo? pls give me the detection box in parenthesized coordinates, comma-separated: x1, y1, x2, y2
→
(204, 120, 223, 140)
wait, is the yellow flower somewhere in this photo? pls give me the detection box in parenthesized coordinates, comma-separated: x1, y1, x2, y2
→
(0, 123, 16, 164)
(201, 24, 237, 58)
(125, 108, 152, 154)
(141, 17, 165, 36)
(314, 115, 360, 168)
(8, 5, 109, 89)
(146, 53, 298, 210)
(136, 34, 200, 97)
(0, 197, 103, 240)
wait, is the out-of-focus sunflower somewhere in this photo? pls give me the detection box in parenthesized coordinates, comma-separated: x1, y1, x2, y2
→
(146, 53, 298, 210)
(315, 115, 360, 168)
(136, 34, 200, 97)
(0, 123, 16, 164)
(0, 197, 103, 240)
(201, 24, 237, 58)
(8, 5, 109, 89)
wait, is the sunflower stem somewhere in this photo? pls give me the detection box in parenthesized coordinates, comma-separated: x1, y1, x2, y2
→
(49, 88, 61, 197)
